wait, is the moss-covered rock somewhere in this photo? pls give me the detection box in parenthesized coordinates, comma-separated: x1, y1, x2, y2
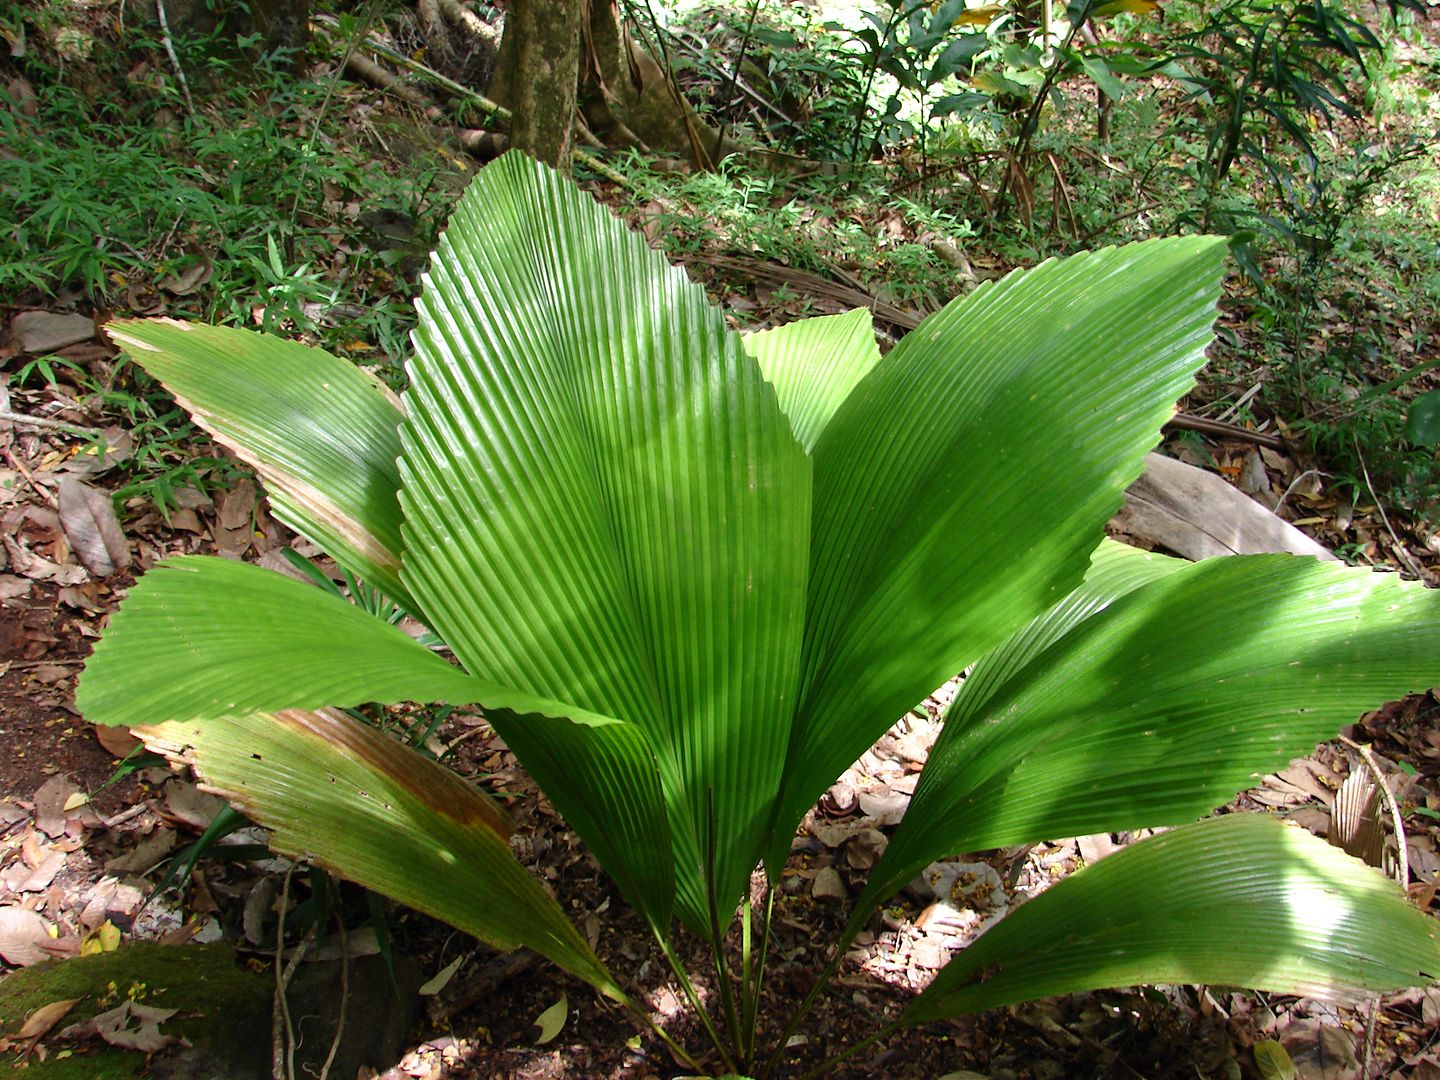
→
(0, 942, 270, 1078)
(0, 940, 422, 1078)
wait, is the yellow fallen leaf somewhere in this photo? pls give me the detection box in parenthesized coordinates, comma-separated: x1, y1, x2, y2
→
(81, 921, 122, 955)
(533, 993, 567, 1045)
(62, 792, 89, 812)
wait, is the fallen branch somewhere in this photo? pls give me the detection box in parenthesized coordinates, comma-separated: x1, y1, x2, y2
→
(341, 49, 443, 119)
(685, 253, 924, 331)
(312, 14, 510, 125)
(438, 0, 500, 51)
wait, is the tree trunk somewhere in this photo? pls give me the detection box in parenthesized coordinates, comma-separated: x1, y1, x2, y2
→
(489, 0, 746, 167)
(488, 0, 583, 169)
(579, 1, 750, 165)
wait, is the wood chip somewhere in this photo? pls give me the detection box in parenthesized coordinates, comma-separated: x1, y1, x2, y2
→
(811, 866, 846, 901)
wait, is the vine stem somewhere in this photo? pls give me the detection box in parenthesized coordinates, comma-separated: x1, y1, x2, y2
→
(998, 6, 1088, 215)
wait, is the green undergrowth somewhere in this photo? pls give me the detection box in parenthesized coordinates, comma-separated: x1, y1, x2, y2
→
(1, 14, 468, 369)
(2, 9, 474, 516)
(607, 154, 979, 319)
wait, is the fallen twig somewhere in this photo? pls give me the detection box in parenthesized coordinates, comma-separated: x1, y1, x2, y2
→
(1355, 438, 1425, 578)
(156, 0, 196, 116)
(101, 803, 152, 830)
(0, 410, 103, 437)
(1164, 412, 1286, 450)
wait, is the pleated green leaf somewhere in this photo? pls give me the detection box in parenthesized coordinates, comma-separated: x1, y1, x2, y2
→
(76, 555, 676, 930)
(138, 709, 622, 1000)
(903, 814, 1440, 1022)
(865, 553, 1440, 915)
(491, 712, 674, 932)
(107, 320, 412, 610)
(744, 308, 882, 452)
(399, 152, 810, 931)
(937, 539, 1188, 727)
(770, 237, 1230, 867)
(78, 556, 471, 726)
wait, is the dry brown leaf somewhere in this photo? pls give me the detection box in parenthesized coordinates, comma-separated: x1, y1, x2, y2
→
(163, 780, 226, 830)
(59, 1001, 187, 1053)
(10, 311, 95, 354)
(1076, 833, 1121, 865)
(30, 664, 69, 686)
(811, 866, 846, 901)
(0, 574, 32, 601)
(159, 255, 212, 296)
(14, 850, 67, 892)
(94, 723, 141, 759)
(78, 880, 145, 930)
(105, 828, 176, 875)
(15, 998, 80, 1045)
(3, 536, 86, 585)
(213, 479, 256, 556)
(819, 779, 857, 817)
(165, 507, 205, 534)
(1287, 806, 1331, 837)
(33, 775, 80, 838)
(809, 820, 871, 849)
(1278, 1019, 1357, 1080)
(57, 477, 131, 577)
(1268, 759, 1343, 807)
(57, 583, 108, 613)
(241, 876, 277, 946)
(844, 828, 888, 871)
(856, 785, 910, 826)
(914, 861, 1007, 917)
(58, 428, 133, 480)
(1116, 452, 1337, 561)
(0, 906, 53, 966)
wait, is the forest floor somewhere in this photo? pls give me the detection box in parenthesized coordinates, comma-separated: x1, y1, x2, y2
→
(4, 17, 1440, 1078)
